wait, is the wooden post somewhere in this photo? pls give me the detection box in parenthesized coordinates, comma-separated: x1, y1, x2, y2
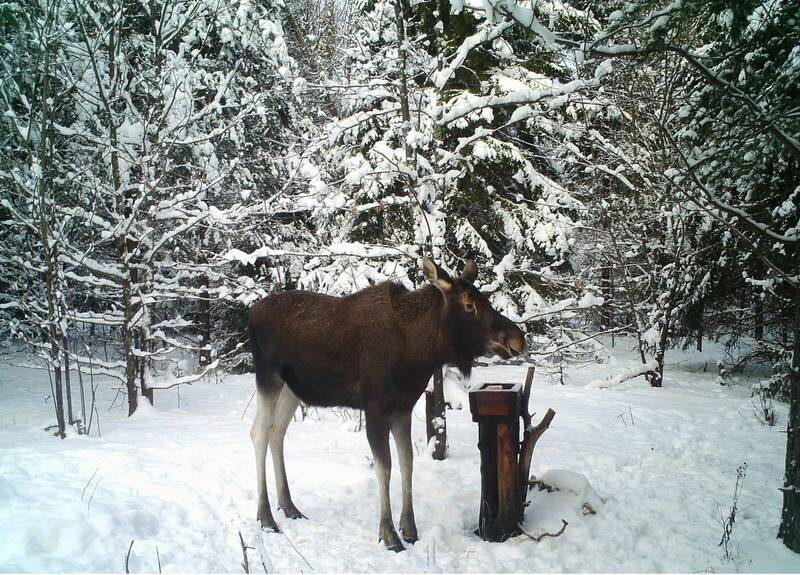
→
(469, 382, 522, 541)
(426, 367, 447, 460)
(469, 368, 556, 542)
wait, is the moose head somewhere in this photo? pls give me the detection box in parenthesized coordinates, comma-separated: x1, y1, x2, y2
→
(422, 257, 527, 375)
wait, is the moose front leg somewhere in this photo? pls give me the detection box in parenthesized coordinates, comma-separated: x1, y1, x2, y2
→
(391, 411, 418, 543)
(366, 409, 404, 552)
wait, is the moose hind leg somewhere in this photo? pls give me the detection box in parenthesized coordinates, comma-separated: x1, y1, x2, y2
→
(366, 409, 404, 552)
(270, 384, 304, 519)
(250, 385, 280, 532)
(391, 411, 418, 543)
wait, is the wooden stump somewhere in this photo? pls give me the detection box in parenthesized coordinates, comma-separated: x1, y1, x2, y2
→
(469, 382, 523, 541)
(469, 368, 555, 542)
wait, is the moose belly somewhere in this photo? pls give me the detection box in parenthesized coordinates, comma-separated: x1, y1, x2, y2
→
(278, 362, 362, 409)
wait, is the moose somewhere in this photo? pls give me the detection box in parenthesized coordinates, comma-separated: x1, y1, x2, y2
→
(248, 258, 526, 551)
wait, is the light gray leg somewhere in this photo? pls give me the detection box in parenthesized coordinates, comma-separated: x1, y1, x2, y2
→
(366, 409, 404, 552)
(250, 387, 279, 531)
(269, 385, 304, 519)
(391, 411, 418, 543)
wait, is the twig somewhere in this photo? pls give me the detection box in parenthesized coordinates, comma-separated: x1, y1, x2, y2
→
(241, 390, 255, 422)
(529, 325, 633, 357)
(282, 531, 313, 571)
(156, 546, 162, 574)
(125, 540, 134, 573)
(87, 478, 101, 510)
(719, 463, 747, 560)
(91, 378, 101, 438)
(75, 350, 87, 432)
(86, 352, 99, 437)
(239, 531, 253, 574)
(80, 467, 99, 501)
(46, 363, 60, 431)
(517, 519, 568, 542)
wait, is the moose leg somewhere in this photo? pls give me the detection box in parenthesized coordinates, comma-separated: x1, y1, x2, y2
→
(250, 385, 280, 532)
(391, 411, 418, 543)
(366, 409, 404, 552)
(270, 385, 304, 519)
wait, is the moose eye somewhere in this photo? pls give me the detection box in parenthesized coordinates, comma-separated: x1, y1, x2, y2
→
(464, 302, 476, 314)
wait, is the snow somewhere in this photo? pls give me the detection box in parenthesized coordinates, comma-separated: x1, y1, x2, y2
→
(434, 21, 514, 89)
(1, 340, 798, 572)
(588, 359, 660, 388)
(536, 469, 603, 515)
(577, 292, 604, 309)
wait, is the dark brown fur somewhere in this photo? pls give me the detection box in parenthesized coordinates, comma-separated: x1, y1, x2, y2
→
(251, 283, 476, 413)
(247, 259, 525, 551)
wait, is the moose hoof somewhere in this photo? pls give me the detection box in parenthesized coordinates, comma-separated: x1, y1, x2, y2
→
(400, 518, 418, 543)
(379, 523, 405, 552)
(259, 522, 281, 533)
(280, 504, 306, 520)
(257, 511, 281, 533)
(259, 520, 281, 533)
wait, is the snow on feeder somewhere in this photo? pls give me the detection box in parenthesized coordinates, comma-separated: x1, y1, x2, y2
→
(468, 367, 556, 542)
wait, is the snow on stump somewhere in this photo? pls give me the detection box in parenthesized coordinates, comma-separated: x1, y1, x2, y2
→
(468, 367, 555, 542)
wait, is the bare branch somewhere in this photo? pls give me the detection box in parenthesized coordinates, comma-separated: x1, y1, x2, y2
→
(517, 519, 568, 542)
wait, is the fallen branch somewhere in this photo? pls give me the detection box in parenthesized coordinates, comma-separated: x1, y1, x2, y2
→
(282, 530, 313, 571)
(125, 540, 134, 574)
(527, 479, 553, 492)
(239, 531, 254, 574)
(595, 360, 659, 389)
(517, 519, 568, 542)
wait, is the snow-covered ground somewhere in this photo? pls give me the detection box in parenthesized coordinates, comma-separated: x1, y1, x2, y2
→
(1, 340, 798, 573)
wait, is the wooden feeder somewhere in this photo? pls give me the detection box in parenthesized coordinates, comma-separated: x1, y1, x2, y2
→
(468, 367, 556, 542)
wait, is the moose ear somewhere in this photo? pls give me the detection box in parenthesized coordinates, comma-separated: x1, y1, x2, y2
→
(422, 257, 453, 292)
(461, 259, 478, 284)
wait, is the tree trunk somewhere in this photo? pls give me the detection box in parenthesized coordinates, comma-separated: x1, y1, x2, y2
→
(36, 30, 65, 438)
(104, 20, 139, 415)
(426, 368, 447, 460)
(137, 262, 154, 406)
(121, 262, 139, 415)
(284, 6, 336, 114)
(779, 291, 800, 551)
(199, 272, 212, 368)
(696, 299, 704, 352)
(755, 296, 764, 342)
(601, 263, 613, 330)
(63, 335, 74, 424)
(648, 317, 669, 388)
(393, 0, 414, 165)
(694, 298, 704, 351)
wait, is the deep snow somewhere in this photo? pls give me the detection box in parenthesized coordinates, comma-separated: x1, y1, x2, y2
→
(1, 340, 798, 573)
